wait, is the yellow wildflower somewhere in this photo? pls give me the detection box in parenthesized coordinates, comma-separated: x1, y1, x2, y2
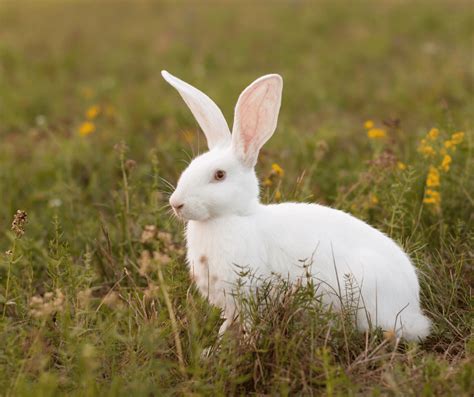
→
(426, 166, 440, 187)
(428, 128, 439, 140)
(79, 121, 96, 136)
(451, 131, 464, 145)
(444, 140, 454, 150)
(364, 120, 374, 129)
(440, 154, 452, 172)
(274, 190, 281, 200)
(271, 163, 284, 177)
(367, 128, 386, 139)
(85, 105, 100, 120)
(423, 189, 441, 206)
(397, 161, 407, 170)
(262, 178, 273, 187)
(369, 194, 379, 205)
(418, 140, 436, 157)
(423, 145, 436, 157)
(423, 197, 437, 205)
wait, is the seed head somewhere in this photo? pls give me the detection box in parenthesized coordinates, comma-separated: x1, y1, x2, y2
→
(141, 225, 157, 243)
(125, 159, 137, 171)
(11, 210, 28, 238)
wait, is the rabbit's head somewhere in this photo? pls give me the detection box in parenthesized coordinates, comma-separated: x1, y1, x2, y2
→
(162, 71, 282, 221)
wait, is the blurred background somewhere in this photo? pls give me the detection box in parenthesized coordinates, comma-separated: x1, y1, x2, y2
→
(1, 0, 472, 244)
(0, 0, 472, 245)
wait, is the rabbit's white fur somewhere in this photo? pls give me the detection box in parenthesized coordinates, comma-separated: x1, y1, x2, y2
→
(162, 70, 431, 341)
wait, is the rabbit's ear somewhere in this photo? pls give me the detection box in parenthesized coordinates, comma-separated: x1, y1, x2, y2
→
(161, 71, 231, 150)
(232, 74, 283, 167)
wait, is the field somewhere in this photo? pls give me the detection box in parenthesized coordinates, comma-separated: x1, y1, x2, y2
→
(0, 0, 472, 395)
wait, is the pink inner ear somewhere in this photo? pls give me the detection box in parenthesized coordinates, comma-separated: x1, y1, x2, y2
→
(239, 85, 270, 153)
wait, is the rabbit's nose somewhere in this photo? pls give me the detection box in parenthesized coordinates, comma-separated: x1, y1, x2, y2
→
(173, 203, 184, 210)
(169, 195, 184, 211)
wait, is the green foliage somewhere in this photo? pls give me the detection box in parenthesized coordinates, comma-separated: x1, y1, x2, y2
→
(0, 0, 472, 395)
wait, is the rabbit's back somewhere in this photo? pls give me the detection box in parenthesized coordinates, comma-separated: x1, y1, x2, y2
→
(258, 202, 429, 339)
(259, 202, 414, 279)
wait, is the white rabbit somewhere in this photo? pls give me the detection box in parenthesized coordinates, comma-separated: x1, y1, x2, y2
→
(162, 70, 431, 341)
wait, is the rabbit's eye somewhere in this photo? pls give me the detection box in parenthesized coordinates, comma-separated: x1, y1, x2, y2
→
(214, 170, 226, 181)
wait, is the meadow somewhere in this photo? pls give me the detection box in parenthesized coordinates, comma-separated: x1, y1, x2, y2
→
(0, 1, 472, 395)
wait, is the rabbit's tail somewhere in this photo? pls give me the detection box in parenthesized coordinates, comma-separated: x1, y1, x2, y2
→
(400, 312, 431, 341)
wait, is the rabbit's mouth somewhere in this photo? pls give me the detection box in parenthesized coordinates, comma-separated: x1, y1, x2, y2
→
(171, 201, 211, 222)
(171, 206, 185, 220)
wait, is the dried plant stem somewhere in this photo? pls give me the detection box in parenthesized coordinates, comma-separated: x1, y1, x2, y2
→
(157, 265, 186, 376)
(120, 148, 131, 219)
(118, 144, 137, 261)
(2, 239, 17, 319)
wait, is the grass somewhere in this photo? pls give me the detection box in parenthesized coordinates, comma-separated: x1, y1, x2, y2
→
(0, 0, 472, 395)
